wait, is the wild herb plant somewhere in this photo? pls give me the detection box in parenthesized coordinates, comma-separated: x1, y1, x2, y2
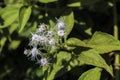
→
(0, 0, 120, 80)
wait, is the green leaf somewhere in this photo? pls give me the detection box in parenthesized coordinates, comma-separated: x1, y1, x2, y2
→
(45, 51, 72, 80)
(77, 49, 113, 76)
(85, 28, 92, 36)
(78, 67, 102, 80)
(19, 21, 37, 37)
(0, 5, 19, 15)
(19, 6, 32, 33)
(9, 40, 21, 49)
(87, 32, 120, 54)
(0, 37, 7, 53)
(36, 68, 43, 77)
(38, 0, 57, 3)
(49, 19, 56, 28)
(26, 68, 32, 76)
(1, 10, 17, 19)
(66, 38, 86, 46)
(0, 6, 19, 28)
(9, 23, 18, 34)
(61, 11, 74, 37)
(67, 2, 81, 7)
(63, 45, 76, 51)
(49, 46, 60, 54)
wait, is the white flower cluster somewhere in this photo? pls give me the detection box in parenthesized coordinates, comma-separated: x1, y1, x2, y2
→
(30, 23, 56, 47)
(24, 19, 66, 66)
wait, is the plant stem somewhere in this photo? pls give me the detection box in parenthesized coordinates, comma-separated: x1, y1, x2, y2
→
(113, 0, 120, 80)
(113, 1, 118, 39)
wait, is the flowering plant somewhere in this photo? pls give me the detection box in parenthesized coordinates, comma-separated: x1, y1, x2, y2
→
(24, 19, 66, 66)
(0, 0, 120, 80)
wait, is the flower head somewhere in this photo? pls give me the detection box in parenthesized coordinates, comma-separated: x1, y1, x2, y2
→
(31, 47, 39, 56)
(57, 30, 65, 37)
(57, 20, 65, 30)
(37, 23, 47, 33)
(39, 57, 49, 66)
(24, 49, 29, 55)
(39, 36, 49, 46)
(24, 47, 40, 61)
(31, 34, 42, 42)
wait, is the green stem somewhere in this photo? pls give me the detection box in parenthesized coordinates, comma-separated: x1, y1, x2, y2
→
(113, 0, 118, 39)
(113, 0, 120, 80)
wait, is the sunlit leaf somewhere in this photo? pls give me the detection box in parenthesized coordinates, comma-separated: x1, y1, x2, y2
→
(19, 21, 37, 37)
(78, 67, 102, 80)
(87, 32, 120, 54)
(9, 40, 21, 49)
(0, 37, 7, 53)
(0, 5, 19, 15)
(9, 23, 18, 34)
(49, 19, 56, 28)
(85, 28, 92, 35)
(77, 49, 113, 76)
(45, 51, 72, 80)
(67, 2, 81, 7)
(66, 37, 86, 46)
(0, 6, 19, 28)
(38, 0, 57, 3)
(19, 6, 32, 33)
(69, 32, 120, 54)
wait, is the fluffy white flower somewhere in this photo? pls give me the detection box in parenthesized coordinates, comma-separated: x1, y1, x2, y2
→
(24, 47, 40, 61)
(40, 36, 49, 45)
(31, 34, 42, 42)
(24, 49, 29, 55)
(30, 47, 40, 60)
(57, 20, 65, 30)
(57, 30, 65, 37)
(37, 23, 46, 33)
(40, 57, 48, 66)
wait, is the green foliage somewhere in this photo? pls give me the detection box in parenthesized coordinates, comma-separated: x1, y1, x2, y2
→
(0, 5, 19, 28)
(19, 6, 32, 33)
(0, 0, 120, 80)
(0, 37, 7, 53)
(67, 32, 120, 54)
(77, 49, 113, 76)
(9, 40, 21, 49)
(38, 0, 57, 3)
(67, 38, 86, 46)
(78, 67, 102, 80)
(87, 32, 120, 53)
(44, 51, 72, 80)
(67, 2, 81, 7)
